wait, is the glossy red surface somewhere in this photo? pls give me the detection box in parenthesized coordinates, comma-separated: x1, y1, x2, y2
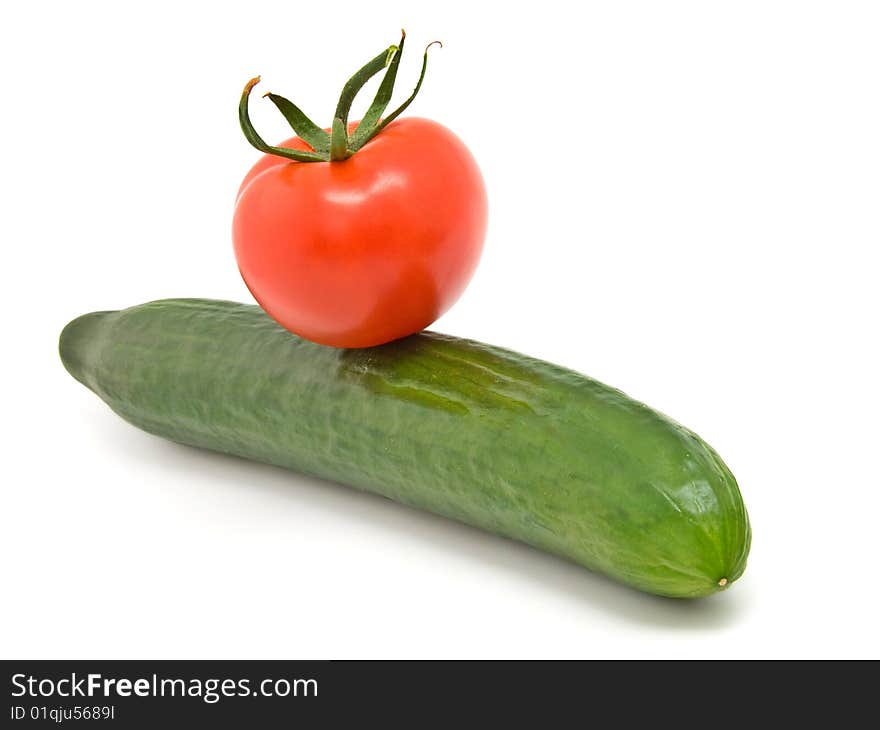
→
(233, 117, 487, 348)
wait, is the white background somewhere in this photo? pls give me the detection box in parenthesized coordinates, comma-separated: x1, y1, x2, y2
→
(2, 1, 878, 659)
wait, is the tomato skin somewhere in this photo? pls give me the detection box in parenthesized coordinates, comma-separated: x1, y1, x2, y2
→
(233, 117, 487, 348)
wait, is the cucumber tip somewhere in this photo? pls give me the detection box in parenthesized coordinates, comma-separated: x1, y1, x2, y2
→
(718, 578, 728, 587)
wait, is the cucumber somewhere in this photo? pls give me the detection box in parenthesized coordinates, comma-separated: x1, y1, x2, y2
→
(59, 298, 750, 598)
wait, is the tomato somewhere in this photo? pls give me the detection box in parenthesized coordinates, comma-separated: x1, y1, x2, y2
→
(233, 117, 487, 348)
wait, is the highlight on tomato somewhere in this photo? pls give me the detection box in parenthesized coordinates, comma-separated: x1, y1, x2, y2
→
(233, 32, 487, 348)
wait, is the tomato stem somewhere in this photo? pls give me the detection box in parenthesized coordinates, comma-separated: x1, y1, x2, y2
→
(329, 118, 350, 161)
(239, 32, 440, 163)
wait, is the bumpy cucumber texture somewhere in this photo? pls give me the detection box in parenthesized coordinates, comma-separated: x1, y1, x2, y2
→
(60, 299, 750, 597)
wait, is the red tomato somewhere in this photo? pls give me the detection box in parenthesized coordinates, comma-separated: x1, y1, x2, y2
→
(233, 117, 487, 348)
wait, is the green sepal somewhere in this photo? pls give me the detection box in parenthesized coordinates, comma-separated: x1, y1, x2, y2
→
(238, 33, 440, 164)
(263, 92, 330, 154)
(351, 41, 441, 152)
(333, 45, 398, 132)
(239, 77, 326, 163)
(349, 30, 407, 150)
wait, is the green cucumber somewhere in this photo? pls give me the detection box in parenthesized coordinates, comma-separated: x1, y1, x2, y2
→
(59, 298, 750, 598)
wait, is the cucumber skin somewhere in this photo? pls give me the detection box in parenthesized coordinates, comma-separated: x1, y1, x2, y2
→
(60, 298, 750, 598)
